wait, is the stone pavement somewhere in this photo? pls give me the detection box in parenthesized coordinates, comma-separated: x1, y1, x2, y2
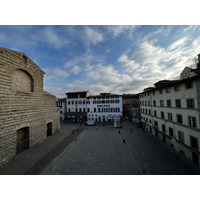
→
(0, 122, 84, 175)
(1, 119, 200, 175)
(42, 120, 200, 175)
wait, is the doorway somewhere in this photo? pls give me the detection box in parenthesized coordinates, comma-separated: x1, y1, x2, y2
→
(163, 135, 166, 143)
(192, 152, 199, 165)
(155, 129, 158, 137)
(16, 127, 29, 154)
(47, 122, 52, 137)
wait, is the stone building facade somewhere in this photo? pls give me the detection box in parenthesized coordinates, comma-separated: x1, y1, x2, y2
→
(0, 47, 60, 166)
(139, 56, 200, 166)
(66, 91, 90, 122)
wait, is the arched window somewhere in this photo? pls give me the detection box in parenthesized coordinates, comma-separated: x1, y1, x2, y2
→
(12, 69, 34, 92)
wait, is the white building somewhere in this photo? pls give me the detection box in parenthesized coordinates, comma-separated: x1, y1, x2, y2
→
(56, 98, 67, 121)
(86, 93, 123, 122)
(139, 55, 200, 166)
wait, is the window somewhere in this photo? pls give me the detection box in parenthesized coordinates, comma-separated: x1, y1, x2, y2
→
(68, 108, 71, 112)
(72, 101, 74, 105)
(79, 100, 82, 104)
(153, 91, 155, 95)
(169, 127, 173, 137)
(177, 114, 182, 124)
(153, 100, 156, 106)
(79, 108, 82, 112)
(68, 101, 70, 105)
(168, 113, 173, 121)
(188, 116, 196, 127)
(160, 100, 164, 107)
(154, 110, 157, 117)
(161, 111, 165, 119)
(175, 99, 181, 108)
(167, 99, 171, 107)
(87, 108, 90, 112)
(166, 87, 170, 93)
(98, 108, 100, 112)
(178, 131, 184, 143)
(159, 89, 162, 94)
(93, 101, 96, 104)
(175, 85, 180, 91)
(190, 136, 198, 150)
(94, 108, 96, 112)
(148, 110, 151, 115)
(154, 121, 158, 127)
(22, 55, 27, 64)
(186, 82, 192, 89)
(83, 108, 86, 112)
(115, 100, 119, 103)
(76, 108, 78, 112)
(187, 99, 194, 108)
(87, 101, 90, 104)
(162, 125, 165, 132)
(148, 101, 150, 106)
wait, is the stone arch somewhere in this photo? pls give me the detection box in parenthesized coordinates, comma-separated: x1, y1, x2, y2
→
(10, 67, 34, 92)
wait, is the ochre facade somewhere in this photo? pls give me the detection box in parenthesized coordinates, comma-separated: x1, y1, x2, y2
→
(0, 47, 60, 166)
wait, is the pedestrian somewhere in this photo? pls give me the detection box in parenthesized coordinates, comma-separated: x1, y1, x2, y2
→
(118, 130, 120, 134)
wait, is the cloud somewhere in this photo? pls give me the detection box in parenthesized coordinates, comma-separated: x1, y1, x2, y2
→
(70, 65, 82, 75)
(183, 25, 199, 33)
(43, 67, 69, 81)
(105, 25, 138, 39)
(42, 26, 69, 48)
(83, 26, 104, 46)
(0, 26, 70, 50)
(168, 37, 188, 51)
(132, 40, 166, 65)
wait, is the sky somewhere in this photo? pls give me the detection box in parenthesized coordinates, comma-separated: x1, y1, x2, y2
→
(0, 25, 200, 97)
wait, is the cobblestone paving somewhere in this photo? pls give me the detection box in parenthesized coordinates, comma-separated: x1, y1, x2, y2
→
(42, 120, 200, 175)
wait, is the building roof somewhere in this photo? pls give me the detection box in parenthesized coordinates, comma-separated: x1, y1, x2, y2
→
(139, 74, 200, 95)
(87, 93, 121, 98)
(66, 91, 89, 94)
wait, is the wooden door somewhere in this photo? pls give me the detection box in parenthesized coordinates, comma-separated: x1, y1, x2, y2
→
(16, 127, 29, 154)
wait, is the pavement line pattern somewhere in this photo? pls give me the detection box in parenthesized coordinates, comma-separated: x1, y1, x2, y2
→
(24, 127, 85, 175)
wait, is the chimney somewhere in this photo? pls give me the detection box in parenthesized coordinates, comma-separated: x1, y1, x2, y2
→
(197, 54, 200, 68)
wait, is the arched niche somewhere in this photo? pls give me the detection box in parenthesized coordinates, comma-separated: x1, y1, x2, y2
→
(11, 68, 34, 92)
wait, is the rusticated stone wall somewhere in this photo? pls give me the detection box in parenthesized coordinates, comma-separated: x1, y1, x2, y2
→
(0, 47, 60, 166)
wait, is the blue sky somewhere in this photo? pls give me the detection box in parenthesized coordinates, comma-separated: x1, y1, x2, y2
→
(1, 25, 200, 97)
